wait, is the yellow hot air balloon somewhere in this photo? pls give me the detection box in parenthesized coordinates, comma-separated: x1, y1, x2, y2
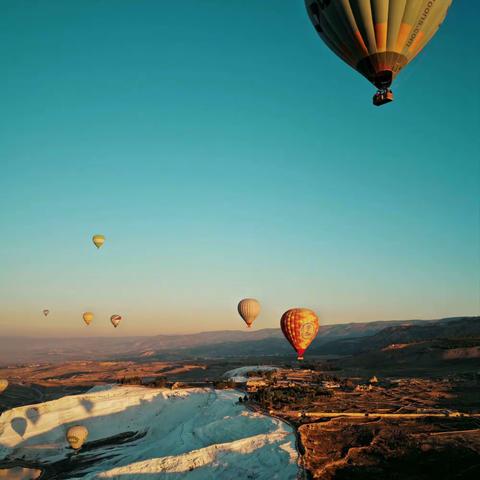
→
(43, 309, 50, 317)
(281, 308, 319, 360)
(237, 298, 261, 328)
(305, 0, 452, 105)
(0, 379, 8, 394)
(110, 314, 122, 328)
(82, 312, 94, 326)
(66, 425, 88, 450)
(92, 234, 105, 249)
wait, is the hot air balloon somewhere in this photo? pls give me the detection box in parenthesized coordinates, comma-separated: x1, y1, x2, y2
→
(82, 312, 94, 326)
(43, 309, 50, 317)
(66, 425, 88, 450)
(0, 379, 8, 394)
(92, 234, 105, 249)
(304, 0, 452, 105)
(237, 298, 261, 328)
(280, 308, 319, 360)
(110, 314, 122, 328)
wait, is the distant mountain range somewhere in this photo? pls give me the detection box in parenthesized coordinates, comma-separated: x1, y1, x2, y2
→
(331, 317, 480, 374)
(1, 316, 478, 365)
(316, 316, 480, 356)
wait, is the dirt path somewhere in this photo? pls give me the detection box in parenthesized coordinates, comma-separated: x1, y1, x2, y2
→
(276, 410, 480, 419)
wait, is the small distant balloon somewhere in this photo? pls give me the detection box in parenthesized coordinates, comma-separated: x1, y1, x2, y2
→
(237, 298, 260, 328)
(92, 235, 105, 249)
(0, 379, 8, 394)
(43, 309, 50, 317)
(66, 425, 88, 450)
(110, 315, 122, 328)
(82, 312, 94, 326)
(280, 308, 319, 360)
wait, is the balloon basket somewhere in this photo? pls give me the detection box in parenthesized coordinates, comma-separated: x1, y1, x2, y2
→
(373, 89, 394, 106)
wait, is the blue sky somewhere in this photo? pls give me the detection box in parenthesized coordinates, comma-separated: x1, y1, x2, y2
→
(0, 1, 478, 336)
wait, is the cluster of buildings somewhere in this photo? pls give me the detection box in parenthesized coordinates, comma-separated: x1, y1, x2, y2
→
(244, 369, 344, 392)
(243, 369, 388, 394)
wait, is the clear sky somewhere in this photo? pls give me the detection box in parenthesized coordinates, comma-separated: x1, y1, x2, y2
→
(0, 1, 478, 337)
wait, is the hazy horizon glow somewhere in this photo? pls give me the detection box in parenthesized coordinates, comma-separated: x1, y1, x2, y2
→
(1, 1, 479, 337)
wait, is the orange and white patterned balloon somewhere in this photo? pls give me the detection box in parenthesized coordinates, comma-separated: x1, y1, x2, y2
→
(110, 314, 122, 328)
(280, 308, 319, 360)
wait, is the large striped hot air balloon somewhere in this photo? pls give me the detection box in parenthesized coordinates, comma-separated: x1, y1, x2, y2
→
(305, 0, 452, 105)
(281, 308, 319, 360)
(43, 309, 50, 317)
(237, 298, 261, 328)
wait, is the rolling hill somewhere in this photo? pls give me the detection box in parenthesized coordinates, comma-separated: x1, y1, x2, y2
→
(1, 316, 477, 365)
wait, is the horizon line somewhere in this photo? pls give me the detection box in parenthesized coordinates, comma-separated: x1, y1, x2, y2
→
(1, 315, 478, 339)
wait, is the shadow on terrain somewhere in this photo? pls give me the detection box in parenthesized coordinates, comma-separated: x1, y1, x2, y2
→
(79, 399, 94, 413)
(26, 407, 40, 425)
(332, 447, 480, 480)
(11, 417, 27, 437)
